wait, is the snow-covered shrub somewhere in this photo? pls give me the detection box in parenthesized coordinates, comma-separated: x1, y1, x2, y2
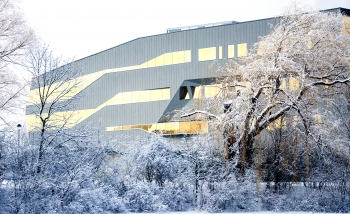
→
(123, 182, 162, 212)
(63, 187, 125, 213)
(159, 179, 195, 211)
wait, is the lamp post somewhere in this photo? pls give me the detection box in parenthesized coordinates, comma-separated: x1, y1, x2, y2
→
(17, 124, 21, 157)
(16, 123, 22, 171)
(15, 124, 22, 212)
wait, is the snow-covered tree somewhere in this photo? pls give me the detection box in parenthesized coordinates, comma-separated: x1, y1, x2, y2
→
(184, 6, 350, 177)
(0, 45, 123, 213)
(0, 0, 35, 126)
(25, 44, 84, 173)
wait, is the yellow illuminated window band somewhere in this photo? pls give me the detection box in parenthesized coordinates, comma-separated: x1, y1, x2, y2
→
(28, 43, 251, 106)
(28, 50, 191, 105)
(26, 88, 170, 131)
(26, 43, 253, 133)
(106, 121, 208, 135)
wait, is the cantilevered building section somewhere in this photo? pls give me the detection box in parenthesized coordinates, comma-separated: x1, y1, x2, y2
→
(25, 8, 350, 139)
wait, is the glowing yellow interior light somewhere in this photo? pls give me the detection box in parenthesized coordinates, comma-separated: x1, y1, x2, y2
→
(162, 88, 170, 100)
(267, 117, 286, 130)
(26, 88, 171, 131)
(307, 39, 312, 49)
(139, 90, 151, 102)
(198, 47, 216, 61)
(164, 53, 173, 65)
(257, 41, 266, 55)
(314, 114, 322, 127)
(139, 62, 148, 69)
(204, 85, 220, 97)
(228, 45, 234, 58)
(280, 79, 287, 89)
(150, 89, 163, 101)
(131, 91, 140, 103)
(193, 86, 203, 99)
(341, 16, 350, 36)
(106, 121, 208, 135)
(173, 51, 185, 64)
(289, 77, 300, 90)
(155, 54, 165, 66)
(219, 46, 222, 59)
(28, 50, 190, 106)
(185, 50, 191, 62)
(122, 92, 132, 104)
(237, 43, 247, 57)
(292, 115, 298, 127)
(146, 58, 156, 67)
(324, 78, 329, 89)
(179, 122, 191, 133)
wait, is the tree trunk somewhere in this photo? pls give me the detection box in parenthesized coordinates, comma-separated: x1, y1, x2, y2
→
(224, 125, 236, 171)
(37, 127, 45, 173)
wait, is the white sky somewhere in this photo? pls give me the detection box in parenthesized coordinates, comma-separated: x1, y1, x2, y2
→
(20, 0, 350, 60)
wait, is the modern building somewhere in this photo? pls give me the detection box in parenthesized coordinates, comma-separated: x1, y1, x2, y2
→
(25, 8, 350, 141)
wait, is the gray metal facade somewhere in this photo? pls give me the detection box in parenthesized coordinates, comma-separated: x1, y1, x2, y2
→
(26, 8, 349, 139)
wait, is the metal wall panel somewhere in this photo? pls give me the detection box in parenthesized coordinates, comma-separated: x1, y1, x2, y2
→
(27, 14, 312, 137)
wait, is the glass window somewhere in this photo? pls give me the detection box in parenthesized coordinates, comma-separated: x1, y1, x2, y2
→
(165, 122, 174, 131)
(165, 122, 175, 134)
(162, 88, 170, 100)
(179, 122, 191, 133)
(193, 86, 203, 99)
(201, 121, 209, 133)
(179, 86, 189, 100)
(157, 123, 166, 132)
(131, 91, 140, 103)
(238, 43, 247, 57)
(140, 124, 149, 131)
(155, 54, 165, 66)
(173, 51, 185, 64)
(115, 94, 123, 104)
(191, 121, 202, 133)
(267, 117, 286, 130)
(307, 38, 312, 50)
(150, 89, 163, 101)
(122, 92, 132, 104)
(131, 125, 141, 129)
(139, 90, 151, 102)
(104, 96, 115, 106)
(280, 79, 287, 89)
(149, 124, 157, 132)
(292, 116, 298, 127)
(205, 85, 219, 97)
(282, 38, 290, 52)
(342, 16, 350, 36)
(257, 41, 266, 55)
(275, 117, 286, 129)
(198, 47, 216, 61)
(146, 58, 156, 67)
(106, 127, 114, 131)
(139, 62, 147, 69)
(324, 78, 329, 89)
(228, 45, 234, 58)
(314, 114, 322, 126)
(164, 53, 172, 65)
(106, 121, 208, 134)
(185, 50, 191, 62)
(174, 122, 180, 132)
(289, 77, 300, 90)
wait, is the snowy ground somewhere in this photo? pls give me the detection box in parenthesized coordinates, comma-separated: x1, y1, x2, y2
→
(137, 212, 338, 214)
